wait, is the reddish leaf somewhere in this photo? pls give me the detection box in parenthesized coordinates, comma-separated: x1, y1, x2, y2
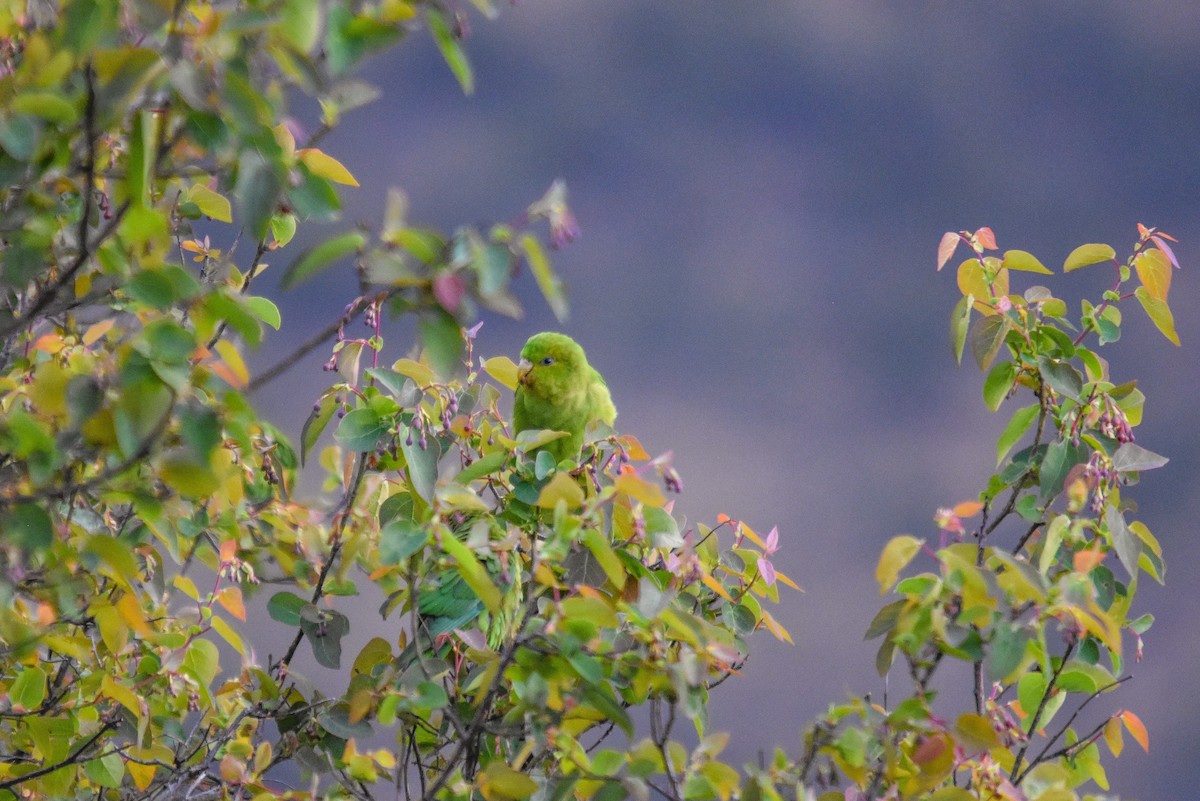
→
(1120, 710, 1150, 752)
(433, 272, 466, 313)
(937, 231, 960, 271)
(974, 226, 997, 251)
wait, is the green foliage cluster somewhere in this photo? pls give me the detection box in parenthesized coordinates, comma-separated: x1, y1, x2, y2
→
(0, 2, 1176, 800)
(754, 228, 1173, 801)
(0, 2, 794, 799)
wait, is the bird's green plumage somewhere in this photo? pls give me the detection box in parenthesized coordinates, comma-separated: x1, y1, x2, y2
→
(513, 332, 616, 462)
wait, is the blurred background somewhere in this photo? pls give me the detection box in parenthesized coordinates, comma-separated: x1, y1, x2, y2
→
(250, 3, 1199, 797)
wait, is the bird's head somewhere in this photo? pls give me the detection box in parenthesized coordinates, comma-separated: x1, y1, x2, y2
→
(517, 332, 587, 397)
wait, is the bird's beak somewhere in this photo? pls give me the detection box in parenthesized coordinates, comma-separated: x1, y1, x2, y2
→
(517, 358, 532, 385)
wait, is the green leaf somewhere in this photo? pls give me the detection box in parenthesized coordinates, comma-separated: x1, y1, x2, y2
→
(1036, 355, 1083, 401)
(271, 213, 298, 247)
(84, 752, 125, 788)
(983, 360, 1016, 412)
(439, 533, 502, 613)
(1134, 285, 1180, 345)
(418, 312, 464, 379)
(281, 230, 366, 290)
(379, 518, 429, 564)
(427, 9, 474, 94)
(1039, 439, 1088, 503)
(996, 404, 1040, 466)
(334, 407, 388, 452)
(1111, 442, 1168, 473)
(454, 451, 508, 483)
(244, 296, 281, 330)
(11, 91, 78, 125)
(4, 503, 53, 553)
(949, 294, 972, 366)
(10, 666, 46, 711)
(181, 638, 220, 686)
(399, 424, 440, 503)
(0, 114, 40, 160)
(267, 592, 307, 626)
(521, 234, 568, 321)
(300, 607, 349, 669)
(235, 149, 282, 240)
(969, 314, 1009, 371)
(186, 184, 233, 223)
(1017, 671, 1047, 721)
(1002, 249, 1052, 274)
(301, 394, 338, 466)
(1063, 243, 1116, 272)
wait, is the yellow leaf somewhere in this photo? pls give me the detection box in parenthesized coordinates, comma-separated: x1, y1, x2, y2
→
(211, 615, 245, 656)
(173, 574, 200, 601)
(1134, 286, 1180, 346)
(298, 148, 360, 186)
(761, 609, 794, 644)
(83, 318, 115, 345)
(101, 674, 144, 719)
(115, 592, 151, 637)
(701, 573, 734, 602)
(186, 184, 233, 223)
(216, 586, 246, 621)
(1002, 249, 1053, 274)
(876, 535, 924, 593)
(772, 569, 803, 591)
(478, 762, 539, 801)
(535, 471, 584, 510)
(1064, 243, 1116, 271)
(952, 500, 984, 517)
(483, 355, 518, 390)
(617, 434, 651, 460)
(612, 469, 666, 507)
(391, 357, 434, 387)
(737, 523, 766, 549)
(126, 755, 157, 790)
(1103, 716, 1124, 757)
(1133, 248, 1171, 302)
(1120, 710, 1149, 752)
(272, 123, 296, 158)
(214, 339, 249, 388)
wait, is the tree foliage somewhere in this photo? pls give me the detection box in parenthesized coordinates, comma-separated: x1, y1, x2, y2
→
(0, 3, 1175, 801)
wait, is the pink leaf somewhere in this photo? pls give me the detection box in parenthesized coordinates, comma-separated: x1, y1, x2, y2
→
(757, 557, 777, 586)
(433, 272, 467, 313)
(1151, 236, 1180, 269)
(937, 232, 960, 271)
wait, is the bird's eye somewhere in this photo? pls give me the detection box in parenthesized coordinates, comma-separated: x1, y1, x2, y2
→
(541, 356, 554, 366)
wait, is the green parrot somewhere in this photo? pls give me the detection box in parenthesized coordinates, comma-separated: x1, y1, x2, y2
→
(513, 332, 617, 462)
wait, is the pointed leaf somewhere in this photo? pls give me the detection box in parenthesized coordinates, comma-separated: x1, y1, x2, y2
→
(937, 232, 960, 271)
(1120, 710, 1149, 752)
(996, 404, 1040, 465)
(281, 231, 366, 290)
(1134, 286, 1180, 345)
(1111, 442, 1169, 473)
(297, 148, 359, 186)
(875, 536, 923, 594)
(970, 314, 1010, 371)
(950, 294, 972, 365)
(1003, 249, 1052, 274)
(1064, 243, 1116, 272)
(1133, 248, 1171, 302)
